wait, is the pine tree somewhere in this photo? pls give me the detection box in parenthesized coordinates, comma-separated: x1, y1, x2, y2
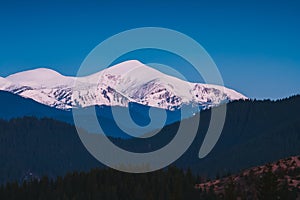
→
(224, 177, 237, 200)
(256, 168, 280, 199)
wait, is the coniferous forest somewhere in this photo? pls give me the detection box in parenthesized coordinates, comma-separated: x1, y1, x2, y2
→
(0, 96, 300, 199)
(0, 163, 299, 200)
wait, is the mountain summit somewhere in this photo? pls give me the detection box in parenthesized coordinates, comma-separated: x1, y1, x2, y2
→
(0, 60, 247, 110)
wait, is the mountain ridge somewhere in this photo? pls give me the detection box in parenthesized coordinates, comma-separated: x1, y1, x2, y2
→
(0, 60, 247, 110)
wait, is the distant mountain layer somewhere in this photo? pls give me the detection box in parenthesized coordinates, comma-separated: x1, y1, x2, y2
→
(0, 60, 246, 110)
(0, 95, 299, 183)
(0, 91, 72, 123)
(0, 91, 183, 138)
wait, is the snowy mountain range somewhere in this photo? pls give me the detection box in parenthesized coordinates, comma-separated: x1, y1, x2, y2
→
(0, 60, 247, 111)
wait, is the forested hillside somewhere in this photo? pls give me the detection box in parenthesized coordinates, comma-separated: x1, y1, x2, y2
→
(0, 96, 299, 183)
(1, 156, 299, 200)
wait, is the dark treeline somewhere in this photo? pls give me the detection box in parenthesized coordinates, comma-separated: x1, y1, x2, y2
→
(0, 165, 298, 200)
(0, 167, 201, 200)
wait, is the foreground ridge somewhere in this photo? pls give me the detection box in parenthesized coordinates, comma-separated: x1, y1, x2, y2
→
(195, 155, 300, 199)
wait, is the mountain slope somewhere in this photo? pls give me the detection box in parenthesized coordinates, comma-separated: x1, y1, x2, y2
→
(195, 155, 300, 199)
(0, 96, 299, 184)
(1, 60, 246, 110)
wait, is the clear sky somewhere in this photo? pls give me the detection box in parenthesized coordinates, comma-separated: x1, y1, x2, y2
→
(0, 0, 299, 99)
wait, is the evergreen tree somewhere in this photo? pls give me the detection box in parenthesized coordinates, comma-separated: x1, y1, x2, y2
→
(256, 168, 280, 199)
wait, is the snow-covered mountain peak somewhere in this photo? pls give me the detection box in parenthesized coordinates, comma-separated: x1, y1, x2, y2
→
(104, 60, 147, 75)
(85, 60, 160, 82)
(7, 67, 62, 79)
(97, 60, 189, 90)
(6, 68, 74, 88)
(1, 60, 247, 110)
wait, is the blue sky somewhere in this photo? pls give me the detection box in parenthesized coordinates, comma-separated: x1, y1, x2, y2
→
(0, 0, 299, 99)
